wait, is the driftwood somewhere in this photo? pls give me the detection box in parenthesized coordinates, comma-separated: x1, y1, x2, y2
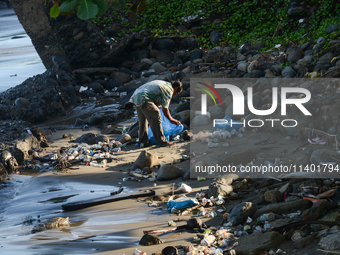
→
(72, 67, 119, 75)
(62, 189, 155, 211)
(273, 220, 339, 234)
(143, 227, 178, 235)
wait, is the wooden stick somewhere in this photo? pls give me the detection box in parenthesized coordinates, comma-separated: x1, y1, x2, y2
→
(143, 227, 178, 235)
(179, 204, 201, 216)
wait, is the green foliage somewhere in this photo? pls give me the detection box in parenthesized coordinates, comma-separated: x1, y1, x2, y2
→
(49, 0, 108, 20)
(89, 0, 340, 50)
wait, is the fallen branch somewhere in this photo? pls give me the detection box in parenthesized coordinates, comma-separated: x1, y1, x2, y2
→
(143, 227, 178, 235)
(72, 67, 119, 75)
(179, 204, 202, 216)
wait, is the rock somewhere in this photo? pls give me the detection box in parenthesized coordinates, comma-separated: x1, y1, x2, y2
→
(173, 110, 194, 126)
(317, 37, 327, 46)
(181, 37, 198, 50)
(112, 72, 131, 83)
(35, 108, 46, 123)
(139, 234, 163, 246)
(327, 126, 337, 135)
(204, 50, 220, 63)
(318, 232, 340, 251)
(89, 113, 104, 125)
(326, 24, 340, 34)
(247, 60, 258, 73)
(0, 150, 18, 174)
(157, 165, 182, 181)
(12, 134, 40, 164)
(131, 62, 150, 73)
(32, 217, 70, 233)
(154, 39, 175, 51)
(150, 62, 167, 73)
(288, 7, 305, 16)
(161, 246, 178, 255)
(228, 202, 257, 225)
(182, 130, 193, 141)
(192, 58, 203, 64)
(88, 82, 104, 93)
(171, 58, 183, 67)
(191, 115, 211, 126)
(141, 58, 153, 65)
(208, 106, 224, 119)
(175, 101, 190, 113)
(253, 199, 311, 218)
(253, 42, 266, 50)
(115, 134, 131, 144)
(210, 29, 223, 44)
(74, 118, 85, 127)
(310, 149, 339, 165)
(131, 151, 158, 171)
(282, 66, 296, 77)
(15, 97, 30, 107)
(0, 163, 7, 183)
(237, 62, 248, 72)
(156, 49, 174, 64)
(208, 174, 238, 197)
(317, 52, 334, 65)
(174, 50, 190, 63)
(272, 64, 284, 74)
(237, 53, 247, 61)
(105, 81, 124, 90)
(76, 73, 92, 84)
(287, 49, 302, 63)
(128, 125, 139, 139)
(301, 42, 310, 51)
(235, 232, 284, 255)
(189, 49, 204, 61)
(126, 50, 149, 62)
(74, 32, 84, 41)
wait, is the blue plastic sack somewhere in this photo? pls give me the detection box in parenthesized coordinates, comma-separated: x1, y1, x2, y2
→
(168, 198, 199, 212)
(214, 115, 242, 132)
(148, 108, 184, 145)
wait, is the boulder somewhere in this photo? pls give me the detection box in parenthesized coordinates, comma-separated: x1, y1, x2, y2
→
(189, 49, 204, 61)
(172, 110, 194, 126)
(139, 234, 163, 246)
(153, 39, 175, 50)
(115, 134, 131, 144)
(156, 49, 174, 64)
(228, 202, 257, 225)
(181, 37, 198, 50)
(131, 62, 150, 73)
(157, 165, 182, 181)
(89, 113, 104, 125)
(191, 115, 211, 126)
(12, 134, 40, 164)
(210, 29, 223, 44)
(130, 151, 158, 171)
(318, 232, 340, 251)
(113, 72, 131, 83)
(208, 174, 238, 197)
(174, 50, 190, 63)
(235, 232, 284, 255)
(287, 48, 302, 63)
(150, 62, 167, 73)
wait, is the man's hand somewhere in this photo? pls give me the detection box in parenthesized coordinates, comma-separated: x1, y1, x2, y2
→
(171, 119, 181, 125)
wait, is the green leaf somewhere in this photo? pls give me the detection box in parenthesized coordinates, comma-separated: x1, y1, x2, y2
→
(60, 0, 81, 13)
(118, 0, 126, 7)
(50, 4, 60, 18)
(129, 2, 137, 12)
(92, 0, 107, 16)
(77, 0, 98, 20)
(45, 0, 49, 7)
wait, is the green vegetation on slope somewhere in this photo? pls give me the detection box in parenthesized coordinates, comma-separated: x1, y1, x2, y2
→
(92, 0, 340, 50)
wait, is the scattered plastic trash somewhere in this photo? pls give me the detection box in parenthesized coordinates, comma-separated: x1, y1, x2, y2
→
(180, 183, 192, 193)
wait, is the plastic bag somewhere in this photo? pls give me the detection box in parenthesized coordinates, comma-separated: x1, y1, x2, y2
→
(168, 198, 199, 212)
(148, 107, 184, 145)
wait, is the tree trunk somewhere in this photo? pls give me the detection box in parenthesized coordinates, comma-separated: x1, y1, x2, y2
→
(8, 0, 68, 69)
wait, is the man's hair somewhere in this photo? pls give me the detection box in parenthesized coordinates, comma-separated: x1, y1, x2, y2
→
(171, 80, 183, 92)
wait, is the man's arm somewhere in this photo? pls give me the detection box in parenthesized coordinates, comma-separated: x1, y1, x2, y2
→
(162, 107, 181, 125)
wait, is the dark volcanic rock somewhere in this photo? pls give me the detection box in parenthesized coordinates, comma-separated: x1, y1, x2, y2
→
(156, 49, 174, 64)
(153, 39, 175, 50)
(181, 37, 198, 50)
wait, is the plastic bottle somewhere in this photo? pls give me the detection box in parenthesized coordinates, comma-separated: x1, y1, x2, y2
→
(208, 142, 219, 148)
(89, 160, 107, 168)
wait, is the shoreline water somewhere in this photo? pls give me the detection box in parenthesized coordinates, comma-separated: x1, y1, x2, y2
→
(0, 8, 45, 93)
